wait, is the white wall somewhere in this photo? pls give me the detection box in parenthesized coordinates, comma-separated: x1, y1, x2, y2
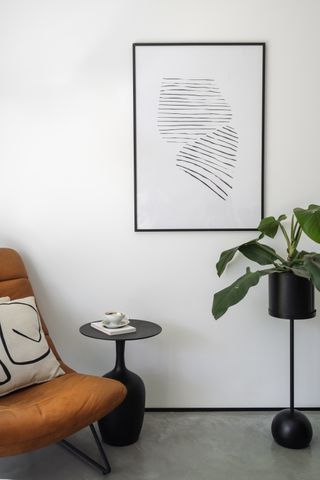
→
(1, 0, 320, 407)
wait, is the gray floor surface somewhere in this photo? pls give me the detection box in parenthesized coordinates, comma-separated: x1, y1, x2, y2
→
(1, 411, 320, 480)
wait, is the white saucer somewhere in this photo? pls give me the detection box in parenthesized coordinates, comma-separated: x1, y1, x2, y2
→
(102, 316, 130, 329)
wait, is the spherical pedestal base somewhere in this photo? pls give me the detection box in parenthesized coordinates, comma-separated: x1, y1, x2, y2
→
(272, 409, 313, 449)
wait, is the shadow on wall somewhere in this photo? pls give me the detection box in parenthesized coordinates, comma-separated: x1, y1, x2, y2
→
(20, 251, 104, 372)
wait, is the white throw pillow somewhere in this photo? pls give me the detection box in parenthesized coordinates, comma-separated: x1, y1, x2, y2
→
(0, 297, 10, 303)
(0, 296, 64, 397)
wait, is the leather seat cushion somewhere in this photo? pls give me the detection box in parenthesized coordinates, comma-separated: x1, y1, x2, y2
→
(0, 372, 126, 456)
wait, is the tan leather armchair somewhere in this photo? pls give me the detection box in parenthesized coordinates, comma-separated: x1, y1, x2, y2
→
(0, 248, 127, 474)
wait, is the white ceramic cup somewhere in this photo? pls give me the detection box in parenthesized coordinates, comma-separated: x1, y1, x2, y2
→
(103, 312, 125, 328)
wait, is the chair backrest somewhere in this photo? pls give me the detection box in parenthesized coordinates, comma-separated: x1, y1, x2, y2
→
(0, 248, 71, 372)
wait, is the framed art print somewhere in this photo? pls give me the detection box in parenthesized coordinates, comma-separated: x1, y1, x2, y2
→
(133, 43, 265, 231)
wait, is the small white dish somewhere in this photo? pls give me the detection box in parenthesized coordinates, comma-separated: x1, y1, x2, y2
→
(104, 318, 130, 329)
(102, 314, 129, 329)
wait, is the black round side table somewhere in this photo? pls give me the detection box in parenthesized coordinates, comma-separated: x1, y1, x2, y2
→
(80, 319, 162, 446)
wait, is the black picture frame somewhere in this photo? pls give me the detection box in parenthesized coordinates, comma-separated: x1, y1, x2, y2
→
(133, 43, 265, 232)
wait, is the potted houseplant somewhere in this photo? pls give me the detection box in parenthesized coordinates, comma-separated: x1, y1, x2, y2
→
(212, 204, 320, 449)
(212, 204, 320, 320)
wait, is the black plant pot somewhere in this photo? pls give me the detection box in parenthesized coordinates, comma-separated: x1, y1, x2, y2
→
(269, 271, 316, 320)
(268, 271, 316, 449)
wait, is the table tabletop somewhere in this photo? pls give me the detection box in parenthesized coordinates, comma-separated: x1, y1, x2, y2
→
(80, 319, 162, 342)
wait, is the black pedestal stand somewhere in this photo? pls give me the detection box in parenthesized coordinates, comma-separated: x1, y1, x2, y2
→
(99, 340, 145, 446)
(271, 319, 313, 449)
(269, 272, 315, 449)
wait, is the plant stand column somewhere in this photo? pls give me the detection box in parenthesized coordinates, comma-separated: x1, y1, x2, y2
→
(271, 318, 313, 449)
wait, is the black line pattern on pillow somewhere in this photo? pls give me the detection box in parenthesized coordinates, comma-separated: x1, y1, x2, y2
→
(0, 302, 50, 365)
(10, 301, 42, 342)
(0, 359, 11, 385)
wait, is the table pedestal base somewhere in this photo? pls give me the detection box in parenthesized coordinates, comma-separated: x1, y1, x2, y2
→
(272, 409, 313, 449)
(98, 341, 146, 446)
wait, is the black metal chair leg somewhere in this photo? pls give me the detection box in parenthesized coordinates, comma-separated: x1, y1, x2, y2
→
(59, 424, 111, 475)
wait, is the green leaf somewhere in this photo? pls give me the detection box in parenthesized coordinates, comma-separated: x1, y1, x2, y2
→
(291, 266, 311, 280)
(294, 204, 320, 243)
(216, 247, 238, 277)
(216, 237, 284, 277)
(239, 242, 280, 266)
(296, 250, 310, 259)
(212, 268, 272, 319)
(258, 215, 287, 238)
(302, 253, 320, 290)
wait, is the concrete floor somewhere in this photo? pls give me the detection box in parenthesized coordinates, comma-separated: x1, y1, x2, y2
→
(1, 411, 320, 480)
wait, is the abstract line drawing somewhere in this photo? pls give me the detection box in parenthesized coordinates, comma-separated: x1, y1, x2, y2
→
(158, 77, 232, 143)
(177, 126, 238, 200)
(158, 77, 238, 199)
(133, 43, 265, 231)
